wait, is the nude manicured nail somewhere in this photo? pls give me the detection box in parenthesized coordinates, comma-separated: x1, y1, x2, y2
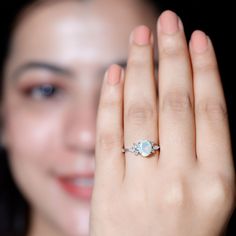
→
(107, 64, 122, 85)
(131, 25, 151, 45)
(158, 10, 181, 34)
(191, 30, 209, 53)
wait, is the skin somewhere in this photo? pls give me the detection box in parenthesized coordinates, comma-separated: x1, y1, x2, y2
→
(1, 0, 157, 236)
(91, 9, 236, 236)
(1, 1, 235, 236)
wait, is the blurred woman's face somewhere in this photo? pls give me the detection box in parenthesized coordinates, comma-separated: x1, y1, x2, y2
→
(2, 0, 156, 235)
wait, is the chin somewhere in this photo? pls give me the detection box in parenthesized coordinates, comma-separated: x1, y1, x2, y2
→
(59, 205, 90, 236)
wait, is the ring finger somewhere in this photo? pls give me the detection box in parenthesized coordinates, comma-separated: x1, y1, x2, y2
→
(124, 25, 159, 178)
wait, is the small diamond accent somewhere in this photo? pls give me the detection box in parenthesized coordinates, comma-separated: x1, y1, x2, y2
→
(122, 139, 160, 158)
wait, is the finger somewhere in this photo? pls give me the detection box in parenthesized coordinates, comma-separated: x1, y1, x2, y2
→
(157, 10, 196, 166)
(124, 25, 159, 177)
(190, 31, 234, 172)
(95, 65, 125, 186)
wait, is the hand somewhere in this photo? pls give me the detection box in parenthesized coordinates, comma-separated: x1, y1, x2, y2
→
(90, 10, 235, 236)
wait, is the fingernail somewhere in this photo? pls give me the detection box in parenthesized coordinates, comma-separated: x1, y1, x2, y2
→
(158, 10, 182, 34)
(107, 64, 122, 85)
(191, 30, 209, 53)
(131, 25, 151, 45)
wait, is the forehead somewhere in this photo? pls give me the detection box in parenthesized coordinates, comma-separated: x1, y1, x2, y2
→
(9, 0, 157, 67)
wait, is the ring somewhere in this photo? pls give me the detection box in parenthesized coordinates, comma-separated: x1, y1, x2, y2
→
(122, 139, 160, 158)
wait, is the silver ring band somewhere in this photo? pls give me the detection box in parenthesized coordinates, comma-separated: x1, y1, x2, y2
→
(122, 139, 160, 158)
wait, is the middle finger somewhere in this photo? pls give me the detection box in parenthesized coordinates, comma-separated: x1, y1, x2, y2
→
(158, 11, 196, 166)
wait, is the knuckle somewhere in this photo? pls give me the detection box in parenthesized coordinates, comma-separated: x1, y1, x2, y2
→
(129, 45, 151, 61)
(97, 132, 122, 151)
(196, 100, 228, 121)
(160, 37, 186, 59)
(162, 178, 189, 208)
(194, 58, 218, 73)
(126, 102, 155, 125)
(99, 99, 121, 113)
(204, 174, 235, 208)
(128, 57, 150, 70)
(162, 92, 193, 113)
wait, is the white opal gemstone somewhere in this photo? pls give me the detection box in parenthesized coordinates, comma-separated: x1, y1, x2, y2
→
(138, 140, 152, 157)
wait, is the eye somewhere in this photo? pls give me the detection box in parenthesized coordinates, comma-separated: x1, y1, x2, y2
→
(25, 84, 61, 99)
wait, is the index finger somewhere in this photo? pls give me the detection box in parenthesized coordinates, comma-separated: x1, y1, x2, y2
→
(95, 65, 125, 186)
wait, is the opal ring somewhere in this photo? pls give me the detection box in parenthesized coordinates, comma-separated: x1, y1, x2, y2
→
(122, 139, 160, 158)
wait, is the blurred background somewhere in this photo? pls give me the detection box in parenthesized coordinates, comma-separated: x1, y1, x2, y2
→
(0, 0, 234, 235)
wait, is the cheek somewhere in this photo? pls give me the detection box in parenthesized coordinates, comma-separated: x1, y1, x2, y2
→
(4, 107, 91, 236)
(5, 106, 62, 207)
(5, 106, 62, 166)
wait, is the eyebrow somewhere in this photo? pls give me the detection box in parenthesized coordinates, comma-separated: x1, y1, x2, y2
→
(11, 60, 159, 81)
(116, 60, 159, 69)
(12, 62, 73, 80)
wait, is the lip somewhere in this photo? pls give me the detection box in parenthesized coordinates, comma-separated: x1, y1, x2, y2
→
(58, 173, 94, 201)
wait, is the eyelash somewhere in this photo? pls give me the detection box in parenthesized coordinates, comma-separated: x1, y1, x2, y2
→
(23, 84, 62, 100)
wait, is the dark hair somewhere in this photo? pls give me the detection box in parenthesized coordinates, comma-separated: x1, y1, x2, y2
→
(0, 1, 161, 235)
(0, 149, 30, 236)
(0, 2, 32, 236)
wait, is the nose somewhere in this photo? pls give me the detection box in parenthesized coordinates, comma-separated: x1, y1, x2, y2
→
(63, 99, 97, 155)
